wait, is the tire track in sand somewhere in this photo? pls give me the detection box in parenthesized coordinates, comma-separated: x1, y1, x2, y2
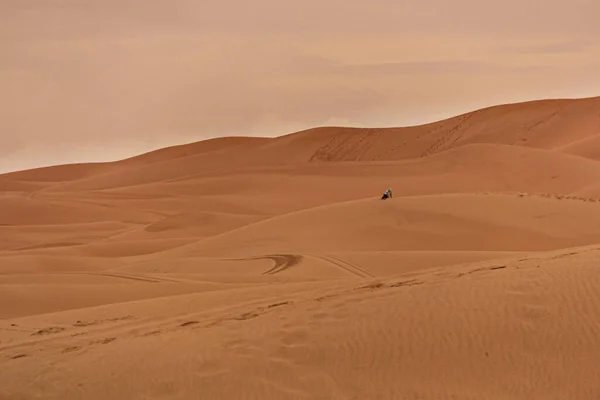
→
(229, 253, 372, 278)
(58, 272, 188, 283)
(223, 254, 303, 275)
(312, 254, 373, 279)
(259, 254, 304, 275)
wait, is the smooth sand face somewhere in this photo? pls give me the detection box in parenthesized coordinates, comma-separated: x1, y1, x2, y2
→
(2, 96, 600, 399)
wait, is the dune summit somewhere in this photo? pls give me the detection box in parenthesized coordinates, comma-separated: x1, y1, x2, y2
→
(2, 96, 600, 399)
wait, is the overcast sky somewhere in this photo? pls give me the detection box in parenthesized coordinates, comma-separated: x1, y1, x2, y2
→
(1, 0, 599, 172)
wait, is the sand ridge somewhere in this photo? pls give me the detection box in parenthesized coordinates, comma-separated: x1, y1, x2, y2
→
(2, 96, 600, 399)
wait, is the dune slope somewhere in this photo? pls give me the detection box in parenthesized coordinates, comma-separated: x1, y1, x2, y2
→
(2, 246, 600, 399)
(160, 192, 600, 258)
(2, 96, 600, 399)
(3, 96, 600, 188)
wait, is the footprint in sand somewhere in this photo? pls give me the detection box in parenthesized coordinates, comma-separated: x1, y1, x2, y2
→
(142, 330, 162, 336)
(391, 279, 422, 288)
(62, 346, 80, 354)
(234, 312, 260, 321)
(180, 321, 200, 328)
(32, 327, 65, 336)
(355, 282, 385, 291)
(458, 265, 507, 277)
(90, 338, 116, 345)
(74, 315, 136, 327)
(315, 294, 339, 302)
(268, 301, 292, 309)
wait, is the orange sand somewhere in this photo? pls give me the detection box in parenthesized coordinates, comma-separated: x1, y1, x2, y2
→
(2, 96, 600, 399)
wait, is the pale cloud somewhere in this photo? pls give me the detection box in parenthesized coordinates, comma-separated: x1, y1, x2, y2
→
(294, 59, 560, 76)
(497, 40, 595, 54)
(0, 0, 599, 172)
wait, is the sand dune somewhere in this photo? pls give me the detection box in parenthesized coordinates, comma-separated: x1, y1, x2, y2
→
(2, 96, 600, 399)
(159, 192, 600, 258)
(6, 96, 600, 189)
(558, 132, 600, 160)
(0, 221, 135, 252)
(2, 246, 600, 399)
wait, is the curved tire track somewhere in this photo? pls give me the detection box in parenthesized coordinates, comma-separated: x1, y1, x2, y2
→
(228, 253, 371, 278)
(221, 254, 304, 275)
(261, 254, 303, 275)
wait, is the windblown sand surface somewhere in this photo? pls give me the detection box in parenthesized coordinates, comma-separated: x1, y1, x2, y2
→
(2, 97, 600, 399)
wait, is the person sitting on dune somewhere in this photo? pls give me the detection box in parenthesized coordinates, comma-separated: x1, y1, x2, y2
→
(381, 188, 392, 200)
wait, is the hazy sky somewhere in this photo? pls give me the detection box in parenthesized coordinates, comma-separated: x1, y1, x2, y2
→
(2, 0, 599, 172)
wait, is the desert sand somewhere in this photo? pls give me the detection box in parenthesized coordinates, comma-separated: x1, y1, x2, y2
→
(2, 96, 600, 399)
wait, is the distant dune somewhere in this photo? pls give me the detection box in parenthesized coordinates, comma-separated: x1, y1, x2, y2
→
(2, 96, 600, 400)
